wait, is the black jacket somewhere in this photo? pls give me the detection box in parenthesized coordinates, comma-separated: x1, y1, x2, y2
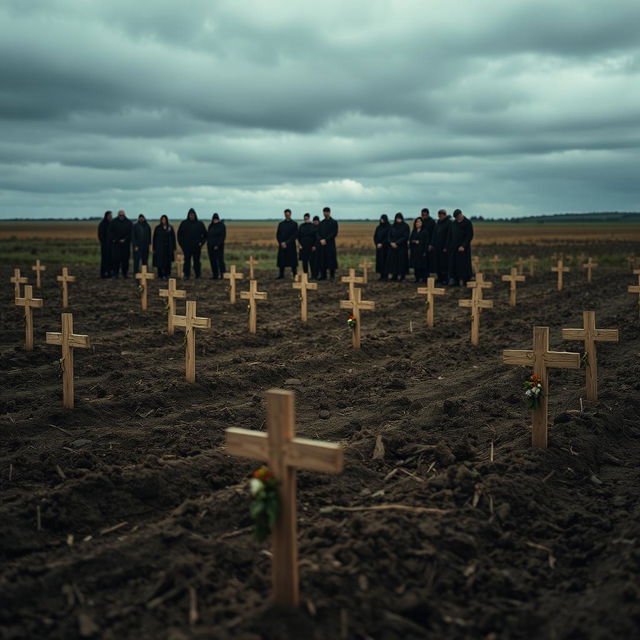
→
(207, 221, 226, 248)
(132, 220, 151, 249)
(432, 216, 452, 250)
(109, 216, 132, 244)
(178, 214, 207, 251)
(449, 217, 474, 250)
(298, 222, 317, 249)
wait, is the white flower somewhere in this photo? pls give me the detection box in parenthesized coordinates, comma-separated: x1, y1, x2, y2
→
(249, 478, 264, 496)
(525, 390, 532, 396)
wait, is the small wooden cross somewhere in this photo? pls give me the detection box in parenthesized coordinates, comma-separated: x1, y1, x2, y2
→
(159, 277, 186, 335)
(528, 255, 538, 277)
(246, 255, 259, 280)
(490, 255, 500, 275)
(46, 313, 90, 409)
(358, 258, 373, 284)
(582, 258, 598, 284)
(459, 287, 493, 345)
(551, 259, 569, 291)
(292, 272, 317, 323)
(466, 272, 493, 308)
(32, 259, 46, 289)
(225, 389, 343, 607)
(503, 326, 581, 448)
(135, 264, 155, 311)
(340, 287, 375, 350)
(562, 311, 618, 402)
(629, 274, 640, 318)
(516, 257, 526, 276)
(416, 277, 446, 328)
(223, 265, 244, 304)
(502, 267, 526, 307)
(472, 255, 481, 273)
(15, 285, 43, 351)
(340, 268, 364, 302)
(172, 300, 211, 382)
(56, 267, 76, 308)
(10, 268, 27, 299)
(240, 280, 268, 334)
(175, 253, 185, 277)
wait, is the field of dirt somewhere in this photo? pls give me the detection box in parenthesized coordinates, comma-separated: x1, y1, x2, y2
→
(2, 243, 640, 639)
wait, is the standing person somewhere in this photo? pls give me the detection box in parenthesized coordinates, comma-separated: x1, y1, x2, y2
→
(152, 215, 176, 279)
(276, 209, 299, 279)
(318, 206, 338, 280)
(98, 210, 112, 278)
(386, 212, 410, 281)
(420, 208, 436, 276)
(373, 214, 390, 281)
(433, 209, 452, 285)
(207, 213, 226, 279)
(132, 213, 151, 274)
(409, 217, 428, 282)
(448, 208, 474, 286)
(177, 208, 207, 279)
(109, 209, 133, 278)
(310, 215, 321, 279)
(297, 213, 316, 276)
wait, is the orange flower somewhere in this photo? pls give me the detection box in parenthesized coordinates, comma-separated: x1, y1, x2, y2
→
(252, 466, 273, 481)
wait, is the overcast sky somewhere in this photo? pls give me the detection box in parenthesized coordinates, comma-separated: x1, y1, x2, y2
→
(1, 1, 639, 220)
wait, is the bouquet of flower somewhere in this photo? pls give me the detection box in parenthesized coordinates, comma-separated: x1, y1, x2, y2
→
(523, 374, 544, 410)
(249, 466, 279, 542)
(347, 314, 357, 330)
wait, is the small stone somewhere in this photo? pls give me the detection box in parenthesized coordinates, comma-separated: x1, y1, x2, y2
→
(319, 410, 330, 419)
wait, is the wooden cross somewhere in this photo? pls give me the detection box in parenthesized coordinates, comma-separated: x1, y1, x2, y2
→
(172, 300, 211, 382)
(159, 277, 186, 335)
(32, 259, 46, 289)
(340, 287, 375, 350)
(472, 255, 481, 273)
(340, 268, 364, 302)
(135, 264, 155, 311)
(627, 255, 638, 272)
(466, 272, 493, 307)
(503, 326, 581, 448)
(582, 257, 598, 284)
(629, 274, 640, 318)
(516, 257, 526, 276)
(10, 268, 27, 299)
(15, 285, 43, 351)
(551, 259, 569, 291)
(358, 258, 373, 284)
(46, 313, 90, 409)
(459, 287, 493, 345)
(502, 267, 526, 307)
(225, 389, 343, 607)
(562, 311, 618, 402)
(292, 272, 317, 323)
(240, 280, 268, 334)
(490, 255, 500, 275)
(528, 255, 538, 277)
(175, 253, 185, 277)
(56, 267, 76, 308)
(246, 255, 259, 280)
(416, 277, 446, 328)
(223, 265, 244, 304)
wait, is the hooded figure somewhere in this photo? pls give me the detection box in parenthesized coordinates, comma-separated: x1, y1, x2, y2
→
(177, 208, 207, 279)
(132, 213, 152, 274)
(109, 209, 133, 278)
(409, 217, 428, 282)
(318, 206, 338, 280)
(421, 208, 436, 275)
(386, 212, 410, 280)
(98, 210, 112, 278)
(374, 214, 390, 280)
(276, 209, 298, 278)
(448, 208, 474, 285)
(297, 213, 317, 276)
(310, 215, 321, 279)
(207, 213, 227, 279)
(153, 215, 176, 279)
(432, 209, 452, 285)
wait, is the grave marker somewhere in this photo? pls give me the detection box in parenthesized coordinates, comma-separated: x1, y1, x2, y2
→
(175, 253, 185, 277)
(56, 267, 76, 308)
(416, 277, 446, 328)
(240, 280, 268, 334)
(15, 285, 43, 351)
(340, 268, 364, 302)
(10, 268, 27, 299)
(172, 300, 211, 382)
(292, 272, 317, 323)
(582, 258, 598, 284)
(246, 255, 259, 280)
(516, 257, 526, 276)
(223, 265, 244, 304)
(32, 260, 46, 289)
(340, 287, 375, 350)
(459, 287, 493, 345)
(359, 258, 373, 283)
(135, 264, 155, 311)
(472, 255, 481, 273)
(490, 255, 500, 275)
(551, 259, 570, 291)
(502, 267, 526, 307)
(159, 278, 186, 335)
(528, 255, 538, 277)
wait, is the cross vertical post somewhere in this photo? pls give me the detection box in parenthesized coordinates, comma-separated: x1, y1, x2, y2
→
(490, 255, 500, 275)
(240, 280, 268, 334)
(340, 268, 364, 302)
(135, 264, 155, 311)
(528, 255, 538, 277)
(416, 277, 446, 328)
(340, 287, 375, 350)
(459, 286, 493, 345)
(56, 267, 76, 308)
(246, 256, 259, 280)
(10, 268, 27, 299)
(15, 285, 43, 350)
(551, 259, 569, 291)
(32, 260, 46, 289)
(172, 300, 211, 382)
(223, 265, 244, 304)
(582, 258, 598, 284)
(292, 272, 317, 323)
(359, 258, 372, 283)
(502, 267, 526, 306)
(159, 278, 186, 335)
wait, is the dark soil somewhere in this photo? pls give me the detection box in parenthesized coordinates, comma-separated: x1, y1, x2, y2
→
(2, 247, 640, 639)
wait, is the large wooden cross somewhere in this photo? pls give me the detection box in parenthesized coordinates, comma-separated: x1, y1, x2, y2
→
(246, 255, 259, 280)
(359, 258, 373, 283)
(223, 265, 244, 304)
(172, 300, 211, 382)
(225, 389, 343, 607)
(502, 267, 526, 307)
(582, 258, 598, 284)
(46, 313, 90, 409)
(551, 259, 569, 291)
(340, 268, 364, 302)
(159, 277, 186, 335)
(562, 311, 618, 402)
(15, 285, 43, 351)
(32, 259, 46, 289)
(459, 287, 493, 345)
(57, 267, 76, 308)
(340, 287, 375, 350)
(135, 264, 155, 311)
(490, 255, 500, 275)
(417, 277, 446, 328)
(241, 280, 268, 334)
(292, 272, 317, 323)
(10, 268, 27, 299)
(528, 255, 538, 277)
(503, 326, 581, 448)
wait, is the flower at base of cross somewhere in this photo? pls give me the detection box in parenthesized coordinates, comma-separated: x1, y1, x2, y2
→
(347, 314, 357, 330)
(249, 466, 279, 542)
(523, 374, 544, 410)
(137, 285, 144, 294)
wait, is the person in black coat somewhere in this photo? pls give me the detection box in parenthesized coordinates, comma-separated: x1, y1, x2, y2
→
(432, 209, 452, 285)
(98, 210, 112, 278)
(448, 209, 474, 286)
(386, 212, 410, 281)
(109, 209, 133, 278)
(207, 213, 226, 279)
(310, 216, 321, 279)
(374, 214, 390, 280)
(297, 213, 317, 276)
(177, 208, 207, 279)
(276, 209, 298, 279)
(420, 208, 436, 276)
(318, 206, 338, 280)
(152, 215, 176, 279)
(409, 217, 429, 282)
(132, 214, 152, 274)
